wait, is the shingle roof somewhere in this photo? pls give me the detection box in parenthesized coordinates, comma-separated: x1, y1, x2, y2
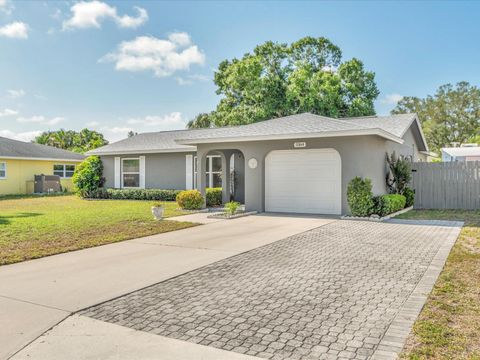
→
(88, 112, 423, 155)
(175, 113, 416, 144)
(87, 130, 197, 155)
(342, 113, 416, 138)
(0, 137, 85, 161)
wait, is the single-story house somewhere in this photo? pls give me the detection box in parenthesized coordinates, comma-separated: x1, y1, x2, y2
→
(88, 113, 429, 215)
(0, 136, 85, 195)
(441, 144, 480, 162)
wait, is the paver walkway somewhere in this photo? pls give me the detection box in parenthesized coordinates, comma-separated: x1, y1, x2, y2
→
(80, 220, 461, 360)
(1, 213, 333, 360)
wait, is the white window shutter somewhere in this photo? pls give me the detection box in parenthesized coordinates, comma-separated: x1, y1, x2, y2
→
(139, 156, 146, 189)
(114, 157, 121, 188)
(185, 154, 193, 190)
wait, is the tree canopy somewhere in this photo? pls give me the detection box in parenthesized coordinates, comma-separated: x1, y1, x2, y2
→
(391, 81, 480, 152)
(34, 128, 108, 153)
(188, 36, 379, 128)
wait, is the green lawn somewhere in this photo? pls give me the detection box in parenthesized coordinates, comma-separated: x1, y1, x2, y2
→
(396, 210, 480, 360)
(0, 195, 195, 265)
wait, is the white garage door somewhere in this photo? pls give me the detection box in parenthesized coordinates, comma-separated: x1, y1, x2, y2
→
(265, 149, 341, 214)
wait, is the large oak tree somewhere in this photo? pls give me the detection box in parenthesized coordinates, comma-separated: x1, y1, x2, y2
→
(391, 81, 480, 152)
(187, 37, 379, 128)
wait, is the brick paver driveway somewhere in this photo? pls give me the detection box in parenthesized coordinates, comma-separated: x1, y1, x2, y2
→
(81, 220, 460, 360)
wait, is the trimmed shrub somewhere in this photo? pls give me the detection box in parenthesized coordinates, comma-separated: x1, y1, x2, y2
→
(206, 187, 222, 207)
(85, 188, 181, 201)
(403, 187, 415, 208)
(347, 177, 374, 217)
(72, 156, 104, 198)
(176, 190, 204, 210)
(372, 194, 406, 217)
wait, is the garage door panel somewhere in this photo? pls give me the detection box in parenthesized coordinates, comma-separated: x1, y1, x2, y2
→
(265, 149, 341, 214)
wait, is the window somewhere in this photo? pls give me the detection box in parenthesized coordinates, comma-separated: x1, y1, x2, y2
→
(193, 155, 222, 188)
(122, 158, 140, 188)
(0, 162, 6, 179)
(53, 164, 76, 178)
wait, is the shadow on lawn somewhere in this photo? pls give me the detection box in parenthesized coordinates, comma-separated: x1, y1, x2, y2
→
(0, 212, 42, 225)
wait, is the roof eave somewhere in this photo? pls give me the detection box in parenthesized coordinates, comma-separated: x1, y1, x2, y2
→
(175, 129, 404, 145)
(0, 156, 84, 162)
(86, 147, 197, 156)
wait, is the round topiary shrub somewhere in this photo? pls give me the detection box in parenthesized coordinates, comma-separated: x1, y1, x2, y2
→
(347, 177, 374, 217)
(206, 187, 222, 207)
(176, 190, 204, 210)
(72, 156, 105, 198)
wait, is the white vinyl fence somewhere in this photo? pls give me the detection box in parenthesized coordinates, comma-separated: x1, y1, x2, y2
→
(411, 161, 480, 210)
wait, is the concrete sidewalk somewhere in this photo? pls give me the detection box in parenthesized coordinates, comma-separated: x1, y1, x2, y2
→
(0, 213, 335, 359)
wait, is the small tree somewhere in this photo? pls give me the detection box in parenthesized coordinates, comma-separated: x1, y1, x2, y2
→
(386, 152, 411, 194)
(72, 156, 105, 198)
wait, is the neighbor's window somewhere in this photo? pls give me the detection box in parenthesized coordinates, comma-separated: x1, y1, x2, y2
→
(0, 162, 6, 179)
(53, 164, 76, 178)
(122, 158, 140, 188)
(193, 155, 222, 188)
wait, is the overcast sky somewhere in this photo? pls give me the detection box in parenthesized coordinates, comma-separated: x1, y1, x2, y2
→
(1, 0, 479, 142)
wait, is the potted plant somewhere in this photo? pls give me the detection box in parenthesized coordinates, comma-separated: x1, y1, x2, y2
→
(151, 202, 165, 220)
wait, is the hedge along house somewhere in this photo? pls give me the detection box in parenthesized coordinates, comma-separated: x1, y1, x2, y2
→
(88, 113, 429, 215)
(0, 136, 85, 195)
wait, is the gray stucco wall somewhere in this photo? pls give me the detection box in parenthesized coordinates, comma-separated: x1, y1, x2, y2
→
(101, 152, 195, 190)
(386, 127, 427, 162)
(196, 131, 425, 214)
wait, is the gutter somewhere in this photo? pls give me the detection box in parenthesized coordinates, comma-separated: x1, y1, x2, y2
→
(175, 128, 404, 145)
(86, 148, 197, 156)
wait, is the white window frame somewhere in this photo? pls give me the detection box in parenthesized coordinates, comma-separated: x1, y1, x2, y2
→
(121, 158, 141, 189)
(193, 155, 221, 188)
(53, 164, 76, 178)
(0, 162, 6, 179)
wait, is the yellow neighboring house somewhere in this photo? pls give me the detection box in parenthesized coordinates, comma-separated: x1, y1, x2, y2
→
(0, 136, 85, 195)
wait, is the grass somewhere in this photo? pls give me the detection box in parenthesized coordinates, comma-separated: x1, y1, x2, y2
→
(396, 210, 480, 360)
(0, 195, 195, 265)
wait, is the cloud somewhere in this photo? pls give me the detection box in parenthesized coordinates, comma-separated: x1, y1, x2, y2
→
(0, 108, 18, 117)
(63, 1, 148, 30)
(0, 130, 42, 142)
(126, 112, 186, 128)
(99, 33, 205, 78)
(16, 115, 64, 126)
(7, 89, 26, 98)
(0, 22, 29, 39)
(0, 0, 13, 15)
(381, 93, 403, 105)
(86, 121, 100, 127)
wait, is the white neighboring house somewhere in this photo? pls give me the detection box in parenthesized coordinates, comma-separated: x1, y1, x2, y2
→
(441, 144, 480, 162)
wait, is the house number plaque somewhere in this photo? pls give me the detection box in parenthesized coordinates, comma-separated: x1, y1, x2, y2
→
(294, 142, 306, 148)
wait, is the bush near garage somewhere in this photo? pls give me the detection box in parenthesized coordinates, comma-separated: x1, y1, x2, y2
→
(372, 194, 406, 217)
(86, 188, 181, 201)
(347, 177, 374, 217)
(176, 190, 204, 210)
(403, 187, 415, 208)
(206, 188, 222, 207)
